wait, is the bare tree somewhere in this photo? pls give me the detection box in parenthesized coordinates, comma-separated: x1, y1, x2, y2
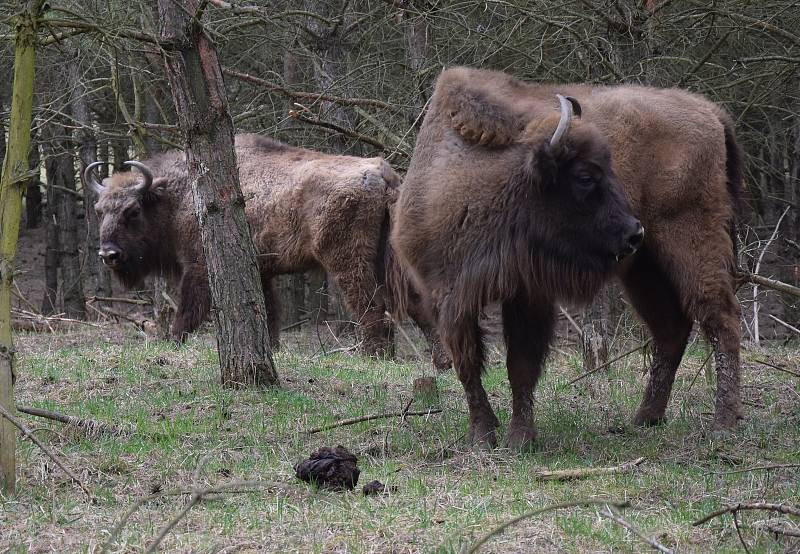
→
(158, 0, 278, 387)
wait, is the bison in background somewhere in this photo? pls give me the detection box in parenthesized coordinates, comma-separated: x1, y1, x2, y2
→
(391, 67, 743, 450)
(84, 134, 448, 367)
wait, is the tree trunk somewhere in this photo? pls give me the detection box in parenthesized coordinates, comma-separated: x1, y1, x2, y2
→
(1, 0, 43, 494)
(40, 174, 59, 315)
(158, 0, 278, 387)
(70, 60, 112, 303)
(24, 139, 42, 229)
(42, 123, 86, 319)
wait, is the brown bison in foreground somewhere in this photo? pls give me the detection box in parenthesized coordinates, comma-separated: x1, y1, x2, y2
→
(391, 67, 743, 449)
(85, 134, 447, 365)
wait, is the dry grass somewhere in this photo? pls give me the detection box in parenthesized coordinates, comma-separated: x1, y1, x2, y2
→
(1, 323, 798, 553)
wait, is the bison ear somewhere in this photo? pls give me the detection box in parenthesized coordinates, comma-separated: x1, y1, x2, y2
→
(141, 177, 168, 203)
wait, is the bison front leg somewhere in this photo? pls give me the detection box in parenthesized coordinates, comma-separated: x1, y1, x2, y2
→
(171, 265, 211, 343)
(502, 297, 554, 451)
(441, 302, 498, 448)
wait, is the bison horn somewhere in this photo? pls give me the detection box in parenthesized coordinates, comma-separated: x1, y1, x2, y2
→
(124, 161, 154, 194)
(549, 94, 582, 148)
(83, 161, 108, 195)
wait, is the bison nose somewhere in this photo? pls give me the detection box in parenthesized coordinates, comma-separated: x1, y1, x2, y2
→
(628, 223, 645, 250)
(98, 247, 121, 266)
(615, 222, 644, 262)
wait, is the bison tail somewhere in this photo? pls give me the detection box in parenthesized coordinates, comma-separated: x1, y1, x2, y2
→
(716, 107, 745, 263)
(380, 208, 410, 320)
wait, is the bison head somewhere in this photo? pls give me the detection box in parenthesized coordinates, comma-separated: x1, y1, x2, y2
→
(519, 95, 643, 297)
(84, 161, 171, 289)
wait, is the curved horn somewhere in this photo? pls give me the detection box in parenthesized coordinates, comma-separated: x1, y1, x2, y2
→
(124, 161, 154, 194)
(549, 94, 574, 148)
(83, 161, 108, 196)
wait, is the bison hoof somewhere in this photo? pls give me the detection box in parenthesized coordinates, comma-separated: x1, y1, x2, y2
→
(506, 423, 537, 452)
(467, 417, 499, 449)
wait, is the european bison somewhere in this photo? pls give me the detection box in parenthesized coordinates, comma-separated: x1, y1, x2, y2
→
(84, 134, 447, 365)
(391, 67, 743, 449)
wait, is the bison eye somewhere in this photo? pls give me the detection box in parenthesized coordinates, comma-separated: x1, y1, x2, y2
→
(576, 174, 595, 192)
(124, 206, 141, 219)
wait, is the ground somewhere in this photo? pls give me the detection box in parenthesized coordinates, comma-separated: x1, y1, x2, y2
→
(1, 324, 798, 553)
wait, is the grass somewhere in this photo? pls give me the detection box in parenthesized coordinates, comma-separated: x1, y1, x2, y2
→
(1, 324, 799, 553)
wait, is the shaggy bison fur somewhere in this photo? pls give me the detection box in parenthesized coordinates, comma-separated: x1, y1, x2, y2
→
(85, 134, 448, 365)
(390, 67, 743, 449)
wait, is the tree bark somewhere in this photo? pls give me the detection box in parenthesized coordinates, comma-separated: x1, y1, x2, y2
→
(0, 0, 44, 494)
(40, 173, 59, 315)
(158, 0, 278, 387)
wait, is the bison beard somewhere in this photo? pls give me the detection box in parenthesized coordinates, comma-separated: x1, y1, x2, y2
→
(391, 66, 743, 450)
(84, 136, 450, 367)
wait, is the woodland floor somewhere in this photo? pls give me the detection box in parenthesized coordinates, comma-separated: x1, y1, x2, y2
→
(1, 323, 799, 553)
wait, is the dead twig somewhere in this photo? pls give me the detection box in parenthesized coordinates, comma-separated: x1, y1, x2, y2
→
(463, 499, 631, 554)
(17, 405, 132, 438)
(757, 522, 800, 538)
(569, 340, 652, 385)
(765, 314, 800, 336)
(753, 359, 800, 379)
(289, 109, 393, 153)
(88, 295, 151, 306)
(0, 403, 92, 500)
(306, 408, 442, 434)
(601, 505, 674, 553)
(533, 457, 645, 481)
(693, 502, 800, 526)
(710, 463, 800, 475)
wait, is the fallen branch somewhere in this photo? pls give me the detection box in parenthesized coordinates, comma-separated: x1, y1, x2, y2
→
(693, 502, 800, 526)
(753, 359, 800, 379)
(738, 271, 800, 298)
(533, 457, 645, 481)
(280, 318, 309, 332)
(0, 403, 92, 500)
(569, 340, 652, 385)
(305, 408, 442, 434)
(11, 309, 102, 329)
(601, 505, 674, 553)
(464, 499, 631, 554)
(17, 405, 132, 438)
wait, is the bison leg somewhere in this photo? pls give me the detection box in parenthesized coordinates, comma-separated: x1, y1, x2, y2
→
(698, 287, 743, 432)
(261, 275, 281, 350)
(441, 310, 498, 448)
(329, 268, 393, 358)
(621, 249, 693, 426)
(404, 288, 452, 370)
(502, 297, 554, 451)
(171, 265, 211, 343)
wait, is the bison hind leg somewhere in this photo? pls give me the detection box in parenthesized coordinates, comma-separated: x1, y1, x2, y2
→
(620, 249, 693, 427)
(262, 275, 281, 350)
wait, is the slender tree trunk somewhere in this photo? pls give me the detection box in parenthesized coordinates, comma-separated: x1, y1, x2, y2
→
(158, 0, 277, 387)
(70, 60, 111, 304)
(40, 174, 59, 315)
(42, 123, 85, 319)
(25, 138, 42, 229)
(1, 0, 44, 494)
